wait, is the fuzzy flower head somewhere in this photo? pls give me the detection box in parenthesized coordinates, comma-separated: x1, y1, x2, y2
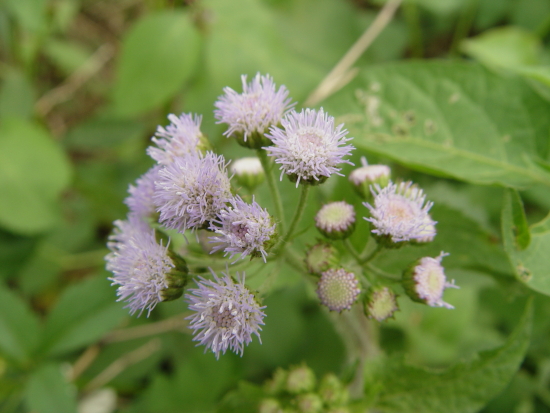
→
(147, 113, 209, 165)
(124, 166, 161, 219)
(317, 268, 361, 312)
(154, 151, 232, 233)
(215, 73, 295, 149)
(403, 252, 458, 309)
(209, 196, 276, 262)
(364, 181, 436, 245)
(265, 108, 355, 187)
(186, 270, 266, 358)
(106, 215, 187, 316)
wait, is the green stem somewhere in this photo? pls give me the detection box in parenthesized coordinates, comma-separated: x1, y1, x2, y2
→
(366, 263, 401, 282)
(360, 243, 383, 264)
(450, 0, 479, 57)
(274, 185, 311, 254)
(344, 239, 362, 264)
(403, 2, 424, 58)
(257, 149, 285, 233)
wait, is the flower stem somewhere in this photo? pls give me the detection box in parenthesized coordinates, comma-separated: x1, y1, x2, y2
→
(344, 239, 362, 263)
(274, 185, 311, 253)
(257, 148, 285, 233)
(360, 243, 383, 264)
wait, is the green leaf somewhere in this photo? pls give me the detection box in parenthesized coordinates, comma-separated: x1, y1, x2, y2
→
(112, 10, 201, 116)
(324, 61, 550, 188)
(41, 275, 127, 356)
(0, 119, 72, 235)
(502, 191, 550, 295)
(461, 26, 542, 71)
(0, 69, 35, 120)
(0, 283, 41, 364)
(0, 228, 37, 280)
(365, 298, 533, 413)
(25, 363, 77, 413)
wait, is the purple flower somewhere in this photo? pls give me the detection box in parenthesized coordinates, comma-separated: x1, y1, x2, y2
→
(106, 214, 175, 316)
(147, 113, 204, 165)
(403, 252, 458, 309)
(209, 196, 276, 262)
(364, 181, 436, 243)
(265, 108, 354, 187)
(124, 166, 161, 219)
(214, 73, 295, 144)
(154, 152, 232, 233)
(186, 270, 266, 358)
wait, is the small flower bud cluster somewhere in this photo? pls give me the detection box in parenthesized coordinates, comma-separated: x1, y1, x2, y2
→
(260, 364, 350, 413)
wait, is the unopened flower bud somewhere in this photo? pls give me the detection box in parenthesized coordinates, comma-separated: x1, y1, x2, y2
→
(304, 242, 339, 275)
(265, 367, 288, 395)
(315, 202, 356, 240)
(286, 364, 316, 394)
(231, 157, 265, 191)
(349, 157, 390, 199)
(317, 268, 361, 312)
(296, 393, 323, 413)
(403, 252, 458, 309)
(319, 374, 349, 407)
(259, 398, 283, 413)
(364, 286, 398, 322)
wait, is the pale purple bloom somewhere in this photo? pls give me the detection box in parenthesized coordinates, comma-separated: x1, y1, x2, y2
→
(209, 196, 276, 262)
(186, 270, 266, 358)
(317, 268, 361, 312)
(124, 166, 161, 219)
(409, 252, 458, 309)
(265, 108, 354, 187)
(349, 156, 391, 186)
(154, 152, 232, 233)
(214, 73, 295, 141)
(106, 214, 174, 316)
(364, 181, 436, 243)
(147, 113, 203, 165)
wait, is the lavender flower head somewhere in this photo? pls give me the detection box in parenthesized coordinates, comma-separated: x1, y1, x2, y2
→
(154, 151, 232, 233)
(186, 270, 266, 358)
(106, 215, 175, 316)
(214, 73, 295, 148)
(124, 165, 161, 219)
(265, 108, 355, 187)
(403, 252, 458, 309)
(364, 181, 436, 243)
(209, 196, 276, 262)
(147, 113, 205, 165)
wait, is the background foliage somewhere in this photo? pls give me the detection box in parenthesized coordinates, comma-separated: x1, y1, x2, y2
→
(2, 0, 550, 412)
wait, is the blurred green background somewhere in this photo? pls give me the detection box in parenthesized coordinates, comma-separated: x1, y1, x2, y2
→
(2, 0, 550, 412)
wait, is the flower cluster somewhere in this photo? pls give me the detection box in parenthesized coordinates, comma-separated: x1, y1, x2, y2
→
(105, 72, 459, 363)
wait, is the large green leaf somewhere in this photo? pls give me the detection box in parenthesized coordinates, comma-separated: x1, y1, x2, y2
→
(112, 10, 201, 116)
(502, 190, 550, 296)
(0, 119, 72, 234)
(0, 283, 41, 364)
(25, 363, 77, 413)
(323, 61, 550, 188)
(365, 298, 533, 413)
(40, 275, 127, 356)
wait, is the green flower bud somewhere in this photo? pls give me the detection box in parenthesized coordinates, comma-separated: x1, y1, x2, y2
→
(315, 202, 356, 240)
(286, 364, 316, 394)
(349, 157, 390, 200)
(364, 286, 399, 322)
(295, 393, 323, 413)
(231, 157, 265, 191)
(304, 242, 339, 275)
(265, 367, 288, 395)
(259, 398, 284, 413)
(318, 374, 349, 407)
